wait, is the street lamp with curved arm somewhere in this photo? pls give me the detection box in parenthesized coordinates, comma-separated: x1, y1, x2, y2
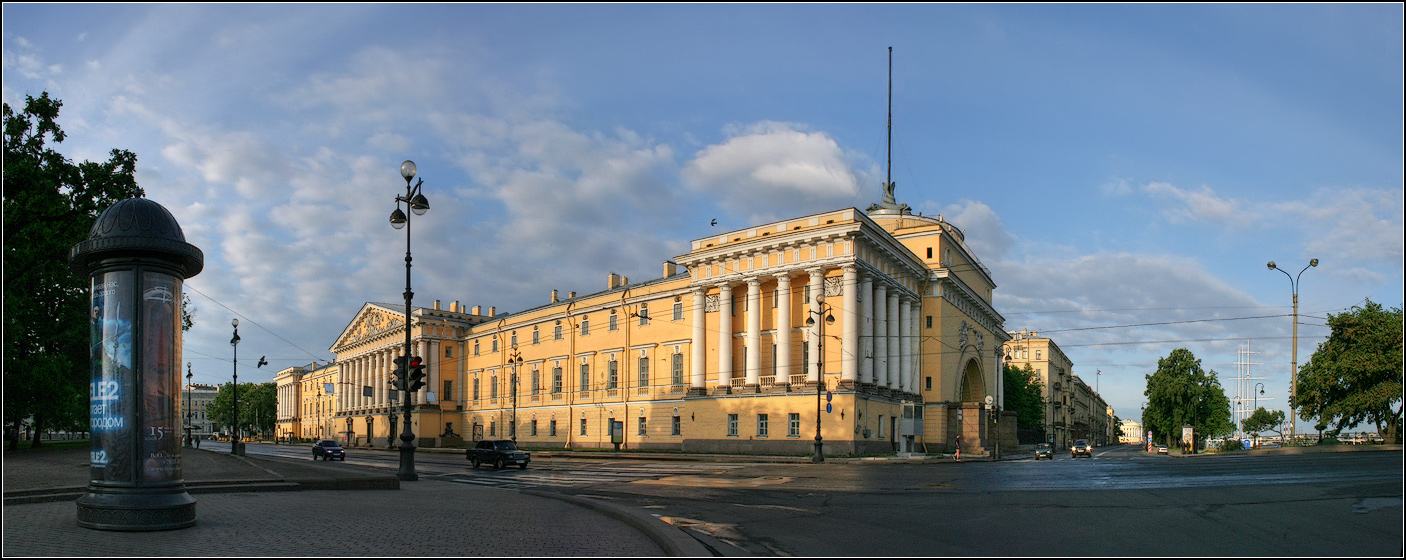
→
(804, 294, 835, 463)
(392, 160, 429, 481)
(1267, 258, 1317, 440)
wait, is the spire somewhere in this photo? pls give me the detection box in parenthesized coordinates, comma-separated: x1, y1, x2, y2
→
(868, 46, 910, 216)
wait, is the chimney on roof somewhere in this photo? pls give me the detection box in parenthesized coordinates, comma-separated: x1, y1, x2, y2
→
(471, 305, 481, 315)
(451, 301, 459, 313)
(568, 291, 576, 299)
(433, 300, 441, 310)
(608, 272, 621, 289)
(663, 262, 678, 277)
(488, 306, 496, 317)
(551, 290, 559, 303)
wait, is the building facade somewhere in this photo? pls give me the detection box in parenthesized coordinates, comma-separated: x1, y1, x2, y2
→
(183, 383, 218, 439)
(275, 362, 343, 442)
(1002, 331, 1113, 448)
(1120, 419, 1143, 444)
(286, 201, 1012, 456)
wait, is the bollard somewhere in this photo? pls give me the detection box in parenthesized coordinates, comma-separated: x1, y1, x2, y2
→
(69, 197, 204, 531)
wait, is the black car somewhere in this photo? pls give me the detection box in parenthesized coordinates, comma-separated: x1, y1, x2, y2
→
(468, 439, 530, 469)
(1071, 439, 1092, 458)
(313, 439, 345, 461)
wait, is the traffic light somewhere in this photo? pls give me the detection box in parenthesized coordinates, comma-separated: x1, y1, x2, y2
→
(389, 355, 408, 391)
(408, 356, 427, 392)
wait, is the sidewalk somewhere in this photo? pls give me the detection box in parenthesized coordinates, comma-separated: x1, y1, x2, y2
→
(1, 444, 698, 556)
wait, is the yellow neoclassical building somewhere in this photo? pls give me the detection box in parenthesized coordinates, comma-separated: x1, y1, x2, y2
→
(286, 200, 1012, 456)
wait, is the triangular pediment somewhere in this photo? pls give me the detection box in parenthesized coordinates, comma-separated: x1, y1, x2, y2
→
(330, 303, 406, 352)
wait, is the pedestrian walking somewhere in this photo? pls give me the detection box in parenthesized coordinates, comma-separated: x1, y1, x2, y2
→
(955, 434, 962, 461)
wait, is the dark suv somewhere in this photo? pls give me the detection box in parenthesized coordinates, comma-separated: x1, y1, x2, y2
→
(1071, 439, 1092, 458)
(313, 439, 345, 461)
(468, 439, 530, 469)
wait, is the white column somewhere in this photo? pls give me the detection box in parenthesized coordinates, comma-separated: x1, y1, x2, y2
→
(807, 268, 825, 383)
(859, 273, 873, 385)
(745, 278, 762, 386)
(899, 296, 913, 394)
(717, 283, 733, 389)
(775, 274, 792, 383)
(841, 265, 858, 382)
(887, 291, 900, 389)
(358, 357, 367, 409)
(691, 287, 706, 389)
(873, 283, 888, 387)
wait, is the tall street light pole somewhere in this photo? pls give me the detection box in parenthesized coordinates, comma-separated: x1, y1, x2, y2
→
(185, 363, 194, 448)
(230, 318, 240, 454)
(508, 345, 523, 441)
(805, 294, 834, 463)
(390, 160, 429, 481)
(1267, 258, 1317, 441)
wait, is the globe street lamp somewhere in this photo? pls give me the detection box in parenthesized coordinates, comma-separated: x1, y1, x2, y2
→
(1267, 258, 1317, 441)
(185, 363, 194, 448)
(508, 345, 524, 441)
(804, 294, 835, 463)
(230, 318, 241, 454)
(391, 160, 429, 481)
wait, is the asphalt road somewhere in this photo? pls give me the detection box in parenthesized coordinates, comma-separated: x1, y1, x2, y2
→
(245, 443, 1403, 556)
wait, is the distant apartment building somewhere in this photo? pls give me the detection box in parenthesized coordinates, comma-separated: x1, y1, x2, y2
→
(183, 383, 219, 438)
(1003, 331, 1112, 448)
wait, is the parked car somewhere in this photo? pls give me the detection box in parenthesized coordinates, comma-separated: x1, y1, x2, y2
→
(312, 439, 345, 461)
(1157, 445, 1169, 454)
(1070, 439, 1092, 458)
(468, 439, 530, 469)
(1034, 443, 1054, 460)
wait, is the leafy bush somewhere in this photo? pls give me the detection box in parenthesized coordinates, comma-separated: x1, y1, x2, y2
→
(1218, 439, 1244, 452)
(1317, 437, 1341, 446)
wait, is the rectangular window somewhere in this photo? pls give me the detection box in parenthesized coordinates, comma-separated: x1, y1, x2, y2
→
(804, 284, 811, 304)
(492, 338, 498, 353)
(878, 416, 884, 438)
(672, 353, 683, 385)
(727, 414, 738, 437)
(609, 313, 619, 331)
(638, 357, 649, 388)
(474, 340, 480, 356)
(927, 247, 933, 259)
(491, 375, 499, 399)
(673, 301, 683, 321)
(671, 416, 681, 436)
(490, 421, 497, 437)
(473, 378, 480, 401)
(772, 344, 777, 376)
(638, 416, 647, 436)
(802, 343, 809, 374)
(552, 366, 563, 393)
(732, 294, 738, 316)
(607, 360, 618, 389)
(639, 304, 649, 326)
(788, 413, 800, 437)
(1036, 350, 1042, 360)
(926, 316, 932, 329)
(926, 377, 932, 390)
(580, 364, 589, 393)
(772, 289, 778, 308)
(554, 324, 563, 340)
(580, 418, 587, 436)
(550, 419, 557, 437)
(757, 414, 769, 438)
(446, 346, 453, 358)
(511, 332, 517, 347)
(531, 420, 538, 436)
(531, 370, 540, 395)
(443, 380, 453, 402)
(581, 317, 590, 336)
(533, 330, 540, 345)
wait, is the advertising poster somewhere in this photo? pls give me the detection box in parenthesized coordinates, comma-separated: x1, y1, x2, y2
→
(141, 272, 182, 483)
(90, 271, 135, 482)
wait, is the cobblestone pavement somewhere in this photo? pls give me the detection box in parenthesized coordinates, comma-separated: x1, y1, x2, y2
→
(2, 479, 664, 556)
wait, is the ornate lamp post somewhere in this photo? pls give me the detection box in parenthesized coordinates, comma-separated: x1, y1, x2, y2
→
(1267, 258, 1317, 440)
(508, 345, 523, 441)
(185, 363, 194, 447)
(230, 318, 240, 454)
(804, 294, 834, 463)
(390, 160, 429, 481)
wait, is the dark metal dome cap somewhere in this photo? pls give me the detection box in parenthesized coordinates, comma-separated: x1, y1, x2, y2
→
(69, 197, 204, 278)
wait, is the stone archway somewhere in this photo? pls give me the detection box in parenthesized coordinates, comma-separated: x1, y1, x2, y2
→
(951, 358, 987, 453)
(959, 359, 985, 402)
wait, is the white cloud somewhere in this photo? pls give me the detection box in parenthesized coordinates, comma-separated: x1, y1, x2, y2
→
(1142, 181, 1247, 225)
(1273, 187, 1404, 265)
(936, 200, 1016, 260)
(682, 121, 862, 223)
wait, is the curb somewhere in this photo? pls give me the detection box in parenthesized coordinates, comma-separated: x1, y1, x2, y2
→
(521, 489, 712, 557)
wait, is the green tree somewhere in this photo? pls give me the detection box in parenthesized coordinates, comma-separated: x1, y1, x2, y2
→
(1143, 348, 1234, 447)
(1003, 362, 1045, 432)
(1242, 407, 1286, 438)
(206, 382, 277, 439)
(1294, 299, 1403, 443)
(3, 93, 143, 449)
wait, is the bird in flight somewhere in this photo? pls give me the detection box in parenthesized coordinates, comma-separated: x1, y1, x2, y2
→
(257, 356, 268, 368)
(710, 219, 717, 226)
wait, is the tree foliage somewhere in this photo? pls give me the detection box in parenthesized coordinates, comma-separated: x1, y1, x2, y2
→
(1003, 363, 1045, 431)
(1295, 299, 1403, 443)
(207, 382, 277, 438)
(1242, 407, 1285, 437)
(1143, 348, 1234, 445)
(3, 93, 143, 449)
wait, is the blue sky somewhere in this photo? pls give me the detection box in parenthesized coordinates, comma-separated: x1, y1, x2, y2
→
(5, 4, 1401, 434)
